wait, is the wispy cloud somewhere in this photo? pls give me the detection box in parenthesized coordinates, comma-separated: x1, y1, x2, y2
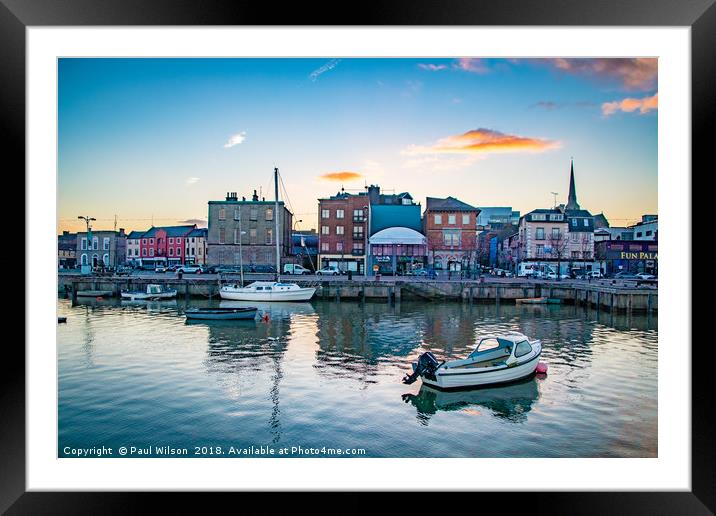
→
(185, 177, 200, 185)
(547, 58, 657, 91)
(418, 63, 448, 71)
(531, 101, 560, 111)
(602, 92, 658, 117)
(178, 218, 207, 227)
(453, 58, 489, 74)
(403, 128, 561, 156)
(223, 131, 246, 148)
(309, 59, 341, 82)
(318, 171, 364, 182)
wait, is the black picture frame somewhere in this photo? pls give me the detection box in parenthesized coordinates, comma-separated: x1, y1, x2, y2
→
(3, 0, 713, 512)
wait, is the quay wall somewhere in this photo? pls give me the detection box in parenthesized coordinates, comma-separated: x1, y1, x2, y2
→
(58, 275, 657, 313)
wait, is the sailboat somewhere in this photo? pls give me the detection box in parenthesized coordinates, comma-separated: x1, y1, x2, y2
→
(219, 167, 316, 302)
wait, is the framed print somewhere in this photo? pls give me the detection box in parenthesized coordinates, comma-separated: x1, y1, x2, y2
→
(3, 0, 714, 512)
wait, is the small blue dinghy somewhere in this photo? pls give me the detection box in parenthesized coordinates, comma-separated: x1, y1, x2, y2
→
(185, 307, 258, 320)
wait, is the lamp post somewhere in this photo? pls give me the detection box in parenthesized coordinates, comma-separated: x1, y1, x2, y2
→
(78, 215, 96, 269)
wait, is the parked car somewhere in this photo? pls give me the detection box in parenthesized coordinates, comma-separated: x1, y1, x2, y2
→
(545, 271, 569, 280)
(155, 265, 168, 273)
(614, 271, 639, 279)
(177, 264, 205, 274)
(316, 266, 341, 276)
(283, 264, 311, 275)
(405, 268, 429, 276)
(252, 264, 277, 274)
(115, 265, 133, 276)
(635, 272, 656, 280)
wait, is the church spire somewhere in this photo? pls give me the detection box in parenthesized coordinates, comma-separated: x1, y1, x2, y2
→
(565, 158, 580, 211)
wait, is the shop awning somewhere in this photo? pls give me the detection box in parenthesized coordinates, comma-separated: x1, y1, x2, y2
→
(369, 227, 426, 245)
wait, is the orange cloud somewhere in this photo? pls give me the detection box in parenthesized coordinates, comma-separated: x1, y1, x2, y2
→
(319, 171, 364, 182)
(548, 58, 657, 91)
(403, 128, 560, 156)
(602, 92, 658, 116)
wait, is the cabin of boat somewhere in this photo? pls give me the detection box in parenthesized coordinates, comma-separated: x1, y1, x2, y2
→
(121, 283, 177, 300)
(404, 332, 542, 390)
(219, 281, 316, 301)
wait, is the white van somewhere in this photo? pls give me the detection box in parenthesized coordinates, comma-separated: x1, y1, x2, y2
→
(283, 263, 310, 275)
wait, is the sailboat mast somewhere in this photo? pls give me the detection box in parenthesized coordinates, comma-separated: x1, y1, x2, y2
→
(274, 167, 281, 279)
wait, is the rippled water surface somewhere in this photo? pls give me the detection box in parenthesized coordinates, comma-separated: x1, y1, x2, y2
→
(58, 297, 657, 458)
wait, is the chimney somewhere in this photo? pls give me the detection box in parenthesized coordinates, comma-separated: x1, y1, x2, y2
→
(242, 196, 246, 201)
(368, 184, 380, 205)
(226, 192, 238, 201)
(252, 190, 259, 201)
(119, 228, 126, 236)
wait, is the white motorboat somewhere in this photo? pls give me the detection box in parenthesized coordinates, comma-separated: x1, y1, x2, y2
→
(121, 283, 177, 301)
(403, 332, 542, 390)
(219, 281, 316, 302)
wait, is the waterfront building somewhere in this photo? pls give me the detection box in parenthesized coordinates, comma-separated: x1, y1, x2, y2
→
(76, 228, 127, 269)
(139, 225, 196, 268)
(207, 190, 292, 268)
(125, 230, 144, 266)
(366, 186, 426, 275)
(185, 227, 208, 265)
(423, 196, 481, 272)
(317, 188, 370, 274)
(58, 231, 77, 269)
(595, 240, 658, 276)
(594, 227, 634, 242)
(516, 208, 570, 274)
(629, 215, 658, 241)
(476, 207, 520, 228)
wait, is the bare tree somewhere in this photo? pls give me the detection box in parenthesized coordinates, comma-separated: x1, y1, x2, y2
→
(547, 228, 569, 280)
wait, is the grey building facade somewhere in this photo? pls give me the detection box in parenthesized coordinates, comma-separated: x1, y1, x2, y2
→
(207, 191, 293, 268)
(76, 229, 127, 268)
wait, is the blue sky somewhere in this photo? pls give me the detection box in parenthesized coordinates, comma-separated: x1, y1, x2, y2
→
(58, 58, 657, 232)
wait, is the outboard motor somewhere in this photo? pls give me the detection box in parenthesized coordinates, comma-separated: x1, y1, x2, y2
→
(402, 352, 441, 384)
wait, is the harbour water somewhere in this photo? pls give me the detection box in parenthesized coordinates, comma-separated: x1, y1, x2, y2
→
(58, 297, 657, 458)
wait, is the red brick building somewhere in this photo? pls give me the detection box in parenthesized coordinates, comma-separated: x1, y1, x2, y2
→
(317, 188, 370, 274)
(138, 225, 197, 267)
(423, 196, 481, 271)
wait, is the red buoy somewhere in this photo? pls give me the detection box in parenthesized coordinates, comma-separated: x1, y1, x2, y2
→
(536, 362, 548, 374)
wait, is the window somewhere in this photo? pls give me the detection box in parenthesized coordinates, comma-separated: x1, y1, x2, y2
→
(434, 214, 442, 224)
(336, 226, 344, 235)
(535, 227, 545, 240)
(219, 208, 226, 220)
(142, 239, 147, 245)
(636, 232, 643, 238)
(150, 248, 154, 256)
(142, 248, 147, 256)
(583, 219, 589, 227)
(169, 237, 174, 244)
(583, 251, 592, 259)
(336, 242, 344, 252)
(103, 237, 110, 250)
(234, 209, 241, 220)
(234, 229, 241, 244)
(93, 237, 99, 250)
(448, 214, 456, 224)
(176, 237, 181, 244)
(462, 214, 470, 225)
(322, 226, 330, 235)
(266, 228, 273, 245)
(471, 338, 500, 355)
(353, 209, 366, 222)
(646, 230, 652, 236)
(81, 238, 87, 250)
(443, 230, 460, 246)
(536, 244, 544, 257)
(250, 208, 258, 221)
(551, 228, 560, 239)
(176, 248, 181, 255)
(265, 208, 273, 221)
(336, 209, 344, 219)
(190, 247, 195, 255)
(353, 226, 364, 238)
(169, 248, 174, 256)
(321, 242, 330, 252)
(250, 229, 257, 244)
(103, 254, 109, 266)
(571, 251, 580, 258)
(219, 228, 226, 244)
(322, 209, 330, 219)
(572, 219, 577, 227)
(150, 238, 154, 245)
(549, 214, 563, 221)
(353, 242, 364, 253)
(532, 213, 546, 221)
(514, 340, 533, 358)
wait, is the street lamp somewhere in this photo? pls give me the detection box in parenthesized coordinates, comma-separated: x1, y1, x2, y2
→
(362, 205, 369, 276)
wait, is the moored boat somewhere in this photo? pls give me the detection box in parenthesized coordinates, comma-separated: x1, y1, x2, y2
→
(121, 284, 177, 301)
(219, 281, 316, 302)
(515, 297, 548, 304)
(185, 307, 258, 320)
(76, 290, 114, 297)
(402, 332, 542, 390)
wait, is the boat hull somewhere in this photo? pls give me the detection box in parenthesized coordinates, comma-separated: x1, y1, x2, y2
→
(423, 353, 541, 390)
(121, 291, 177, 300)
(185, 308, 257, 320)
(219, 288, 316, 302)
(76, 290, 113, 297)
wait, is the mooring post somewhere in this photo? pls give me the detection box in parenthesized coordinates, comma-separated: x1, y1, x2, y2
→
(647, 293, 652, 313)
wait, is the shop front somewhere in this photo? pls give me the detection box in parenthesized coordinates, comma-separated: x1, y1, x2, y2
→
(595, 240, 658, 276)
(368, 227, 427, 275)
